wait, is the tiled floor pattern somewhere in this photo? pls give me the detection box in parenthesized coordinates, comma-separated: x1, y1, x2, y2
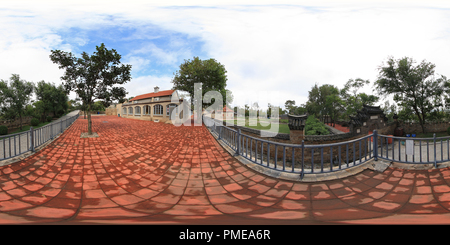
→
(1, 116, 450, 224)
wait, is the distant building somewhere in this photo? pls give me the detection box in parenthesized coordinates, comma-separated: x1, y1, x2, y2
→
(113, 86, 187, 123)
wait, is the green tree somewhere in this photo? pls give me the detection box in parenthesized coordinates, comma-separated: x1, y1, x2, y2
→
(324, 90, 343, 126)
(0, 74, 34, 130)
(91, 101, 105, 111)
(35, 81, 68, 121)
(171, 56, 228, 119)
(340, 78, 379, 121)
(284, 100, 296, 114)
(306, 83, 341, 123)
(35, 81, 53, 121)
(374, 56, 447, 133)
(50, 43, 131, 135)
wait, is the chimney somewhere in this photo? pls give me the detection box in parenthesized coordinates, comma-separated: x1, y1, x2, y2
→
(154, 86, 159, 93)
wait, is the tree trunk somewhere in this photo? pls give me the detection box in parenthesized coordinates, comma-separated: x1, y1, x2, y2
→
(88, 103, 92, 135)
(420, 122, 426, 134)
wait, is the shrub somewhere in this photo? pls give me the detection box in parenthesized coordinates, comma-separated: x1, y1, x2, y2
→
(447, 126, 450, 135)
(305, 115, 330, 135)
(46, 116, 53, 122)
(0, 125, 7, 135)
(31, 118, 39, 126)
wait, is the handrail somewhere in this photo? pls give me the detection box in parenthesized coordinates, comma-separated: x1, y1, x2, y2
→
(204, 116, 374, 178)
(0, 113, 79, 161)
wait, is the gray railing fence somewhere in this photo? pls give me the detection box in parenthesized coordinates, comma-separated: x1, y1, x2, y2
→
(0, 114, 79, 161)
(204, 116, 450, 178)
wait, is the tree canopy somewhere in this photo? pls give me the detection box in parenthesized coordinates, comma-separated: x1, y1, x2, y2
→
(0, 74, 34, 130)
(35, 81, 68, 121)
(340, 78, 379, 121)
(374, 56, 447, 133)
(305, 83, 342, 124)
(50, 43, 131, 135)
(171, 56, 228, 117)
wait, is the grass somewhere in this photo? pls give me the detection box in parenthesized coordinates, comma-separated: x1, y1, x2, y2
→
(223, 118, 290, 134)
(8, 121, 52, 134)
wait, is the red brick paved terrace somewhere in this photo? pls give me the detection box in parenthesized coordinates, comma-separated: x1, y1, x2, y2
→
(2, 115, 450, 225)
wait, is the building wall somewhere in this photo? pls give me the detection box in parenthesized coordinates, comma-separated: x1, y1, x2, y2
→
(118, 100, 187, 123)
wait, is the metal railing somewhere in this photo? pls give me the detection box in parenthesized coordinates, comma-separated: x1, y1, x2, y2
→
(0, 113, 79, 161)
(204, 116, 450, 178)
(204, 116, 374, 178)
(376, 133, 450, 167)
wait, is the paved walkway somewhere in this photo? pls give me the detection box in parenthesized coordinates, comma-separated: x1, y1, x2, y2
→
(326, 123, 350, 133)
(1, 116, 450, 224)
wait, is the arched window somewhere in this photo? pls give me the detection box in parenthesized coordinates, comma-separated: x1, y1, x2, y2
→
(128, 107, 133, 115)
(135, 106, 141, 115)
(143, 105, 151, 115)
(123, 107, 127, 115)
(153, 104, 163, 115)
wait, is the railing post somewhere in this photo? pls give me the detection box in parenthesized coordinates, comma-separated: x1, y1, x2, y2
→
(300, 140, 305, 180)
(373, 130, 378, 161)
(50, 122, 53, 139)
(60, 119, 63, 133)
(235, 129, 241, 156)
(218, 124, 222, 140)
(434, 133, 437, 168)
(30, 127, 34, 152)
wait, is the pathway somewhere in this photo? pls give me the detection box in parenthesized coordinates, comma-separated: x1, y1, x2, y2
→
(326, 123, 350, 133)
(0, 116, 450, 224)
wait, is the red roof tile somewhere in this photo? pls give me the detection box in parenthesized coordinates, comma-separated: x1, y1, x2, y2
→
(223, 106, 234, 112)
(129, 90, 175, 101)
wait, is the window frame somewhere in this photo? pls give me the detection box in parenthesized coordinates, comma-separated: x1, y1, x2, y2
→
(153, 104, 163, 115)
(135, 106, 141, 115)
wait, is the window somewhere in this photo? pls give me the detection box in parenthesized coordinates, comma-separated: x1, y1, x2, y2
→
(167, 104, 177, 116)
(153, 104, 163, 115)
(135, 106, 141, 115)
(128, 107, 133, 115)
(123, 108, 127, 115)
(143, 105, 151, 115)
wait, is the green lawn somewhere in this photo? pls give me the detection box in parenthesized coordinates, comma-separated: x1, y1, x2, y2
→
(223, 119, 290, 134)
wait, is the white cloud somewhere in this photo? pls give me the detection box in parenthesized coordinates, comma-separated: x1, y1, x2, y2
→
(1, 0, 450, 108)
(124, 56, 151, 73)
(124, 74, 174, 98)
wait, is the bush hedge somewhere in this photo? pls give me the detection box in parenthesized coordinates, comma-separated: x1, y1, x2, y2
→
(0, 125, 8, 135)
(46, 116, 53, 122)
(305, 115, 330, 135)
(31, 118, 39, 126)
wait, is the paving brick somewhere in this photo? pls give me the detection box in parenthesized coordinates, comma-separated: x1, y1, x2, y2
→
(2, 116, 450, 224)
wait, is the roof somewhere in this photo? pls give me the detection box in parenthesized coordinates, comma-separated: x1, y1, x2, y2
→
(129, 90, 175, 101)
(223, 106, 234, 112)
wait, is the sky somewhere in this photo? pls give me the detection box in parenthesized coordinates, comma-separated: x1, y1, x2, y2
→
(1, 0, 450, 111)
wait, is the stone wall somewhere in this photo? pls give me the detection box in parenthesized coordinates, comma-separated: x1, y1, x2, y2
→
(105, 107, 117, 116)
(399, 121, 450, 134)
